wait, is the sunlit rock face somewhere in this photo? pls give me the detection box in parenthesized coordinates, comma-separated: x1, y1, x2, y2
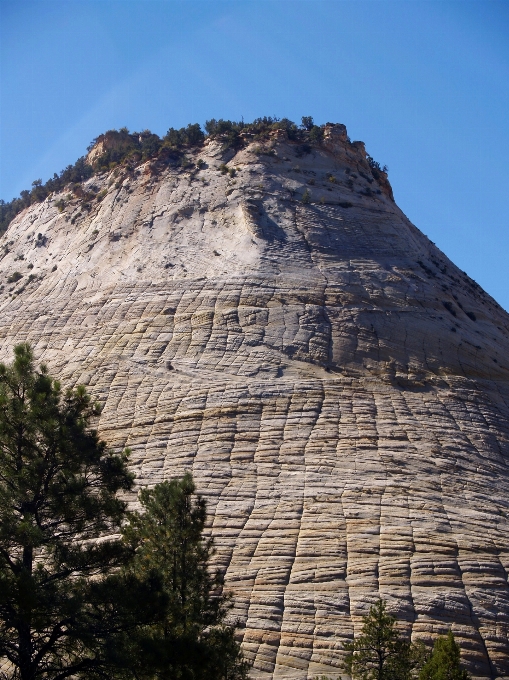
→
(1, 126, 508, 679)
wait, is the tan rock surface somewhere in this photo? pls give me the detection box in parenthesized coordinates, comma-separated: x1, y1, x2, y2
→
(1, 126, 508, 678)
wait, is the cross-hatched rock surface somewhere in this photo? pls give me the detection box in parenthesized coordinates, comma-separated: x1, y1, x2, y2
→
(1, 125, 508, 678)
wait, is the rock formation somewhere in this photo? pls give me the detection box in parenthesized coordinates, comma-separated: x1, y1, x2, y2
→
(0, 123, 508, 678)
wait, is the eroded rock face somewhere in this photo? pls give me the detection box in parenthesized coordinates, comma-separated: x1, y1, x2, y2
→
(1, 128, 508, 678)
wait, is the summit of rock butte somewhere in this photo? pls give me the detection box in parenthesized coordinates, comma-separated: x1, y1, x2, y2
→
(1, 123, 508, 678)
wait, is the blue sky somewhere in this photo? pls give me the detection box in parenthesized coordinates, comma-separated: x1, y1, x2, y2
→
(1, 0, 508, 310)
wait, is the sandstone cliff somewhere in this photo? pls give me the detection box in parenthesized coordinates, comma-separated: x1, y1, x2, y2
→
(1, 124, 508, 678)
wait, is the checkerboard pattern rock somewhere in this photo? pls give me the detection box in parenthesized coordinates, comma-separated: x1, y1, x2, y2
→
(1, 127, 508, 678)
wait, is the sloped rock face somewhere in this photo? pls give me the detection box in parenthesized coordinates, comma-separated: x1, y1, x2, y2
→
(1, 126, 509, 678)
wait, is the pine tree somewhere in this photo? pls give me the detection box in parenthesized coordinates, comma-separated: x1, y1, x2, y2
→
(419, 631, 470, 680)
(301, 116, 314, 131)
(117, 474, 249, 680)
(0, 343, 133, 680)
(342, 600, 413, 680)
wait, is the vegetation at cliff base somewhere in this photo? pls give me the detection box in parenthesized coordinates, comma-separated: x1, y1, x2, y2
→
(0, 344, 247, 680)
(0, 115, 389, 234)
(110, 475, 249, 680)
(0, 343, 133, 679)
(340, 600, 469, 680)
(342, 600, 416, 680)
(419, 631, 470, 680)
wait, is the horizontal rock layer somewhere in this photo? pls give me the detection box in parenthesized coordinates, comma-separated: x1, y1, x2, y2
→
(1, 127, 508, 678)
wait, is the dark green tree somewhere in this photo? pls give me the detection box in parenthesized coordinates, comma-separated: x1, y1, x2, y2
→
(301, 116, 314, 131)
(366, 154, 389, 178)
(182, 123, 205, 146)
(163, 124, 204, 149)
(342, 600, 413, 680)
(0, 343, 133, 680)
(309, 125, 324, 144)
(419, 631, 470, 680)
(273, 117, 299, 140)
(204, 119, 236, 136)
(117, 474, 249, 680)
(138, 131, 162, 162)
(164, 127, 185, 147)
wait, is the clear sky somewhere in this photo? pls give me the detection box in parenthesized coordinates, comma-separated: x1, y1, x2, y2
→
(1, 0, 508, 310)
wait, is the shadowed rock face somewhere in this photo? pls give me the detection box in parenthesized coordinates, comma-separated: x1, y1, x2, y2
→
(1, 125, 508, 678)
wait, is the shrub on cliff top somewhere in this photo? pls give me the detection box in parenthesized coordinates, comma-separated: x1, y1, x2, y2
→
(1, 115, 339, 232)
(367, 154, 388, 179)
(164, 123, 205, 148)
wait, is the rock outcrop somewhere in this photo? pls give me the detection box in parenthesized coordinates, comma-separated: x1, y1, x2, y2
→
(1, 125, 508, 678)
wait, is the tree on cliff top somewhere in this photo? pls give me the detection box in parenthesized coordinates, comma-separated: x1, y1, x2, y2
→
(0, 343, 133, 680)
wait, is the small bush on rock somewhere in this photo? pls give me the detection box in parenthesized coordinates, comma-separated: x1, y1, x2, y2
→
(6, 271, 22, 283)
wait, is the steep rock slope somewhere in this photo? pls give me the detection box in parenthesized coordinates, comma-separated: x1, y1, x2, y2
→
(1, 125, 509, 678)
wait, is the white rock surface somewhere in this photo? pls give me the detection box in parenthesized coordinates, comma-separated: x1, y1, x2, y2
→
(1, 127, 508, 678)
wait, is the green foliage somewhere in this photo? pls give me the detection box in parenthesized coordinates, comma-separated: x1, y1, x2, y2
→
(0, 343, 134, 680)
(205, 119, 244, 151)
(140, 131, 163, 161)
(111, 475, 249, 680)
(273, 117, 299, 140)
(309, 125, 324, 143)
(342, 600, 413, 680)
(30, 180, 46, 204)
(367, 154, 388, 179)
(411, 641, 432, 676)
(0, 363, 248, 679)
(419, 631, 470, 680)
(164, 123, 205, 148)
(300, 116, 324, 143)
(301, 116, 314, 131)
(205, 116, 303, 148)
(301, 188, 311, 204)
(1, 115, 330, 233)
(179, 155, 195, 170)
(126, 476, 220, 635)
(0, 156, 94, 234)
(90, 129, 140, 171)
(7, 271, 23, 284)
(253, 146, 276, 157)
